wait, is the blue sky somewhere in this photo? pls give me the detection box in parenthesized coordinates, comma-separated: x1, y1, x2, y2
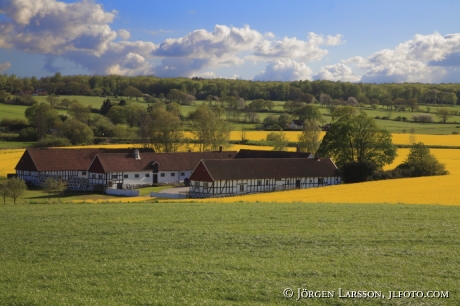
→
(1, 0, 460, 83)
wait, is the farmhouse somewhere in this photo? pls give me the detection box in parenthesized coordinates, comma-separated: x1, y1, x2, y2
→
(15, 148, 154, 190)
(188, 158, 341, 198)
(87, 150, 237, 189)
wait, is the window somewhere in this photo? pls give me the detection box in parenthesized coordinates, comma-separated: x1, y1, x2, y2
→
(98, 174, 103, 179)
(171, 173, 175, 177)
(92, 174, 96, 178)
(145, 173, 150, 177)
(180, 172, 185, 176)
(239, 184, 245, 192)
(203, 182, 208, 189)
(135, 174, 139, 178)
(265, 180, 269, 185)
(257, 180, 262, 186)
(112, 174, 118, 179)
(286, 179, 290, 185)
(318, 178, 324, 184)
(160, 173, 165, 177)
(81, 171, 86, 176)
(194, 181, 200, 189)
(124, 174, 128, 178)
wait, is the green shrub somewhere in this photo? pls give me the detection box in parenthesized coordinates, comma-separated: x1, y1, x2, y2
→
(34, 136, 72, 147)
(18, 127, 38, 141)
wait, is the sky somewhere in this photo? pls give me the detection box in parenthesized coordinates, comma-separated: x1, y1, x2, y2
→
(1, 0, 460, 83)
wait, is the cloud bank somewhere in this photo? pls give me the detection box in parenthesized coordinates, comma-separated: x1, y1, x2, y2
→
(1, 0, 460, 82)
(344, 32, 460, 83)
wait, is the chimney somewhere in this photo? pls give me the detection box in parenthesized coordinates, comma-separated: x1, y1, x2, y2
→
(134, 149, 140, 160)
(219, 146, 222, 152)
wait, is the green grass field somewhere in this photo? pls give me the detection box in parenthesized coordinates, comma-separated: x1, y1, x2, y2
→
(0, 202, 458, 305)
(2, 97, 460, 135)
(0, 186, 172, 203)
(0, 103, 29, 120)
(34, 95, 117, 108)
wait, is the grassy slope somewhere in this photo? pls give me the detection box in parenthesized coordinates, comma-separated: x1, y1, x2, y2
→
(0, 202, 458, 305)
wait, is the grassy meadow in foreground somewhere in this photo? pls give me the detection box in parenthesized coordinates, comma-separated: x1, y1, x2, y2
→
(0, 202, 459, 305)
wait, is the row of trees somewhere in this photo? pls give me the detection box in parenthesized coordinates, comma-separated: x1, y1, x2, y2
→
(1, 73, 460, 104)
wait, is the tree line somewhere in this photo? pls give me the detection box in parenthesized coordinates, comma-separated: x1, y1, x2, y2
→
(1, 72, 459, 105)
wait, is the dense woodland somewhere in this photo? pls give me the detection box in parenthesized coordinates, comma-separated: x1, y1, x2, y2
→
(0, 73, 459, 105)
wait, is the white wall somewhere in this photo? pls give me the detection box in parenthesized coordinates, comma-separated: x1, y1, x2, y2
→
(190, 176, 342, 196)
(122, 171, 153, 186)
(157, 170, 191, 183)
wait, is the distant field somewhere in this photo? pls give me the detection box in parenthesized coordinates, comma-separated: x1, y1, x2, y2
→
(0, 103, 29, 120)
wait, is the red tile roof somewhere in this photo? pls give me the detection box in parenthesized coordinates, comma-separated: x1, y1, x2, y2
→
(15, 148, 153, 172)
(234, 149, 312, 159)
(88, 151, 237, 173)
(190, 158, 340, 182)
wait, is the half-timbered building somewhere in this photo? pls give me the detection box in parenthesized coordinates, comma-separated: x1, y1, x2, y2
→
(188, 158, 341, 198)
(14, 148, 153, 190)
(87, 150, 237, 189)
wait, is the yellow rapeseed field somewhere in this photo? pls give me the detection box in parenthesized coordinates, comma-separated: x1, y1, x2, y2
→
(391, 133, 460, 146)
(0, 149, 25, 177)
(229, 131, 460, 146)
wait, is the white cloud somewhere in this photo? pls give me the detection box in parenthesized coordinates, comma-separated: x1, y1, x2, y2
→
(197, 71, 218, 78)
(0, 0, 345, 79)
(314, 63, 360, 82)
(154, 24, 262, 58)
(343, 32, 460, 83)
(0, 0, 117, 56)
(118, 29, 130, 40)
(0, 61, 11, 73)
(152, 24, 263, 77)
(253, 59, 313, 81)
(253, 32, 344, 62)
(63, 40, 157, 74)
